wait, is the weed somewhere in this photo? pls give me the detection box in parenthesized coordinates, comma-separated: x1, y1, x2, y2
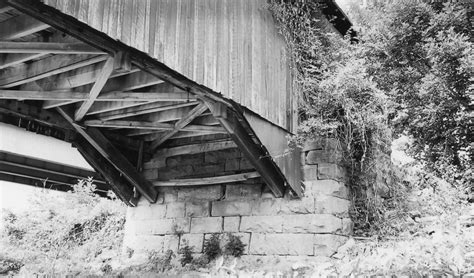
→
(179, 241, 194, 267)
(203, 234, 221, 261)
(147, 249, 175, 272)
(223, 234, 246, 258)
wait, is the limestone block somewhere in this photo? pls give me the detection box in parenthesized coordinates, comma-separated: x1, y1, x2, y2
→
(166, 202, 186, 218)
(158, 187, 178, 203)
(279, 197, 315, 215)
(132, 220, 154, 235)
(193, 164, 224, 176)
(129, 203, 166, 220)
(250, 198, 281, 216)
(240, 158, 253, 170)
(166, 154, 203, 167)
(306, 149, 343, 165)
(163, 235, 180, 253)
(302, 165, 318, 181)
(282, 214, 342, 234)
(204, 152, 224, 163)
(159, 165, 193, 179)
(240, 216, 283, 233)
(304, 180, 350, 199)
(302, 138, 339, 152)
(249, 233, 314, 256)
(177, 186, 223, 202)
(143, 168, 158, 180)
(144, 158, 165, 169)
(314, 195, 350, 217)
(223, 216, 240, 232)
(317, 163, 347, 182)
(313, 234, 348, 257)
(224, 158, 240, 172)
(150, 218, 190, 235)
(225, 184, 262, 200)
(180, 233, 204, 253)
(341, 218, 354, 235)
(123, 235, 164, 253)
(211, 200, 252, 216)
(190, 217, 223, 233)
(185, 201, 210, 217)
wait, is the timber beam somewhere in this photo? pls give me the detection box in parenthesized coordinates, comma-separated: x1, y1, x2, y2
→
(150, 103, 208, 150)
(56, 108, 158, 203)
(0, 54, 107, 88)
(0, 99, 71, 131)
(83, 119, 226, 134)
(0, 42, 106, 54)
(6, 0, 233, 107)
(74, 56, 115, 121)
(73, 137, 137, 206)
(206, 102, 287, 197)
(153, 172, 261, 187)
(90, 101, 199, 120)
(0, 13, 49, 40)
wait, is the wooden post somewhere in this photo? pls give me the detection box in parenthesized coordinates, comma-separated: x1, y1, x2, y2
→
(73, 137, 137, 206)
(57, 108, 158, 203)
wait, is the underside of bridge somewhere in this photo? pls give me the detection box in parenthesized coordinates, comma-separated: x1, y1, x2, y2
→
(0, 0, 302, 206)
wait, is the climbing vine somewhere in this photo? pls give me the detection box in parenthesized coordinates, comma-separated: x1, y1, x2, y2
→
(268, 1, 394, 235)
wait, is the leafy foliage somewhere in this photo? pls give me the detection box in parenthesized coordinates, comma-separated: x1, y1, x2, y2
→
(355, 1, 473, 188)
(269, 0, 392, 234)
(269, 0, 473, 234)
(179, 242, 194, 267)
(203, 234, 221, 262)
(146, 249, 175, 272)
(223, 234, 246, 258)
(0, 178, 126, 276)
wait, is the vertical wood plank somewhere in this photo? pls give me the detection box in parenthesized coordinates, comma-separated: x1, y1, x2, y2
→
(204, 0, 216, 90)
(250, 0, 261, 114)
(230, 0, 241, 102)
(193, 0, 205, 84)
(173, 0, 181, 71)
(186, 0, 195, 78)
(148, 0, 158, 58)
(78, 0, 89, 23)
(243, 0, 252, 108)
(163, 0, 177, 68)
(178, 0, 191, 78)
(121, 0, 133, 46)
(216, 0, 229, 96)
(154, 0, 165, 62)
(102, 0, 110, 35)
(143, 0, 151, 54)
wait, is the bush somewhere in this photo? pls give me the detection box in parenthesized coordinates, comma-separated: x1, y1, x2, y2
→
(147, 249, 175, 272)
(203, 234, 221, 261)
(0, 178, 126, 276)
(223, 234, 246, 258)
(179, 242, 194, 267)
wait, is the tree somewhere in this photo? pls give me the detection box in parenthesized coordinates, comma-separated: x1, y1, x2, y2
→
(357, 1, 473, 185)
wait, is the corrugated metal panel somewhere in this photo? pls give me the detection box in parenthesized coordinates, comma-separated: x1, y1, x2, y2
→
(43, 0, 295, 132)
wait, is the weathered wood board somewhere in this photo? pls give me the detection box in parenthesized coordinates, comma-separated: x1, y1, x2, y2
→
(43, 0, 295, 132)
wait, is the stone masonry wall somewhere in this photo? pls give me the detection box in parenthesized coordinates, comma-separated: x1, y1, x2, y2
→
(123, 138, 352, 258)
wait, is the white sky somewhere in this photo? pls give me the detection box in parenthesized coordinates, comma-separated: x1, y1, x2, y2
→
(0, 123, 91, 213)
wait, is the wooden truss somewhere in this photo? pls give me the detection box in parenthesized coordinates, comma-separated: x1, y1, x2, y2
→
(0, 0, 301, 205)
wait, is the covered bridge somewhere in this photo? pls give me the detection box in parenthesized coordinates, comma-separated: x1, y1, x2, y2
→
(0, 0, 354, 258)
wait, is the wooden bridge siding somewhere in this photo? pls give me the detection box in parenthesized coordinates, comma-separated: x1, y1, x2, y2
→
(43, 0, 293, 131)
